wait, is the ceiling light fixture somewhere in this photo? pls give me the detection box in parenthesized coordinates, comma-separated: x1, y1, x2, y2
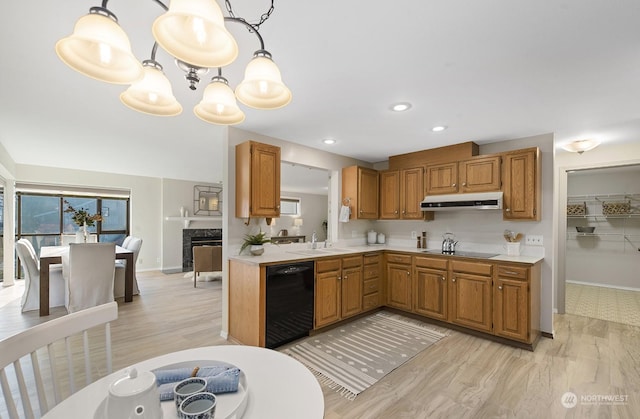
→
(562, 139, 600, 154)
(391, 103, 412, 112)
(322, 138, 336, 145)
(431, 126, 447, 132)
(55, 0, 291, 125)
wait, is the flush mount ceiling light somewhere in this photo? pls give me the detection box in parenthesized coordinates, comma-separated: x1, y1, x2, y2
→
(391, 102, 412, 112)
(562, 139, 600, 154)
(56, 0, 291, 125)
(322, 138, 336, 145)
(431, 125, 447, 132)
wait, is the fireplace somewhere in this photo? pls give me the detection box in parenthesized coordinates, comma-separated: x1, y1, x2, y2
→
(183, 229, 222, 271)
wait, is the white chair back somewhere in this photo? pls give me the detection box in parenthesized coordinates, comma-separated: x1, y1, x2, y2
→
(64, 243, 116, 313)
(16, 239, 65, 312)
(0, 302, 118, 418)
(114, 237, 143, 298)
(60, 234, 76, 246)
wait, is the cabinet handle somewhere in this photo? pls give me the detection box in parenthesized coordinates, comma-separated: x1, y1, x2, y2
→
(440, 276, 445, 281)
(505, 208, 511, 212)
(452, 277, 456, 282)
(502, 270, 518, 275)
(338, 276, 342, 280)
(452, 183, 456, 187)
(394, 210, 398, 214)
(462, 182, 467, 186)
(406, 271, 410, 276)
(402, 210, 406, 214)
(359, 209, 363, 214)
(498, 285, 503, 290)
(344, 275, 348, 280)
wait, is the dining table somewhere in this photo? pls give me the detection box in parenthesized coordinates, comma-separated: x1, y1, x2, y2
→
(42, 345, 325, 419)
(39, 245, 134, 316)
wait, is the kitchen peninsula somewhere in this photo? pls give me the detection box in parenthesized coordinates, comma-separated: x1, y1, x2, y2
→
(228, 245, 542, 351)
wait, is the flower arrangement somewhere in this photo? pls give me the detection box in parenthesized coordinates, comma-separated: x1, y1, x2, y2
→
(239, 230, 271, 254)
(64, 200, 103, 227)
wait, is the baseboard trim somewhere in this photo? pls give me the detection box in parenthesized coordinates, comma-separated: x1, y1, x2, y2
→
(566, 280, 640, 292)
(541, 331, 554, 339)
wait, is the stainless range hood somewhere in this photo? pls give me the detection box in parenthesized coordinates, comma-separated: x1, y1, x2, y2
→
(420, 191, 503, 211)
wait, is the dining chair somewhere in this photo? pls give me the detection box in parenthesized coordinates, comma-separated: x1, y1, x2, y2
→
(0, 302, 118, 419)
(63, 243, 116, 313)
(114, 236, 143, 298)
(15, 239, 66, 313)
(60, 234, 76, 246)
(193, 246, 223, 288)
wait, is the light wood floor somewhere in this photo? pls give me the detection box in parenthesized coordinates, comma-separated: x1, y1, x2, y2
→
(2, 271, 639, 418)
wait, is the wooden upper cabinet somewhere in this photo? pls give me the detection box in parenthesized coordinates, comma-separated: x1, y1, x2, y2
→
(342, 166, 379, 220)
(426, 156, 500, 195)
(379, 167, 424, 220)
(459, 156, 501, 193)
(502, 148, 540, 221)
(236, 141, 281, 219)
(379, 170, 400, 219)
(425, 162, 458, 195)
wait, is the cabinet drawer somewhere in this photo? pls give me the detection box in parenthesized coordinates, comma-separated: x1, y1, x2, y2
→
(451, 260, 492, 276)
(497, 265, 528, 280)
(386, 253, 412, 264)
(363, 267, 380, 280)
(363, 293, 380, 310)
(363, 253, 381, 265)
(363, 278, 379, 295)
(414, 256, 448, 270)
(342, 255, 363, 269)
(316, 258, 341, 273)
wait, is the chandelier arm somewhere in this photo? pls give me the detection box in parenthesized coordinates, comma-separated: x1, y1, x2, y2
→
(150, 42, 160, 61)
(224, 17, 265, 50)
(151, 0, 169, 12)
(101, 0, 109, 9)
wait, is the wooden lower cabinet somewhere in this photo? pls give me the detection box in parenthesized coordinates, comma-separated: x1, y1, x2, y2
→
(315, 256, 363, 328)
(413, 257, 448, 321)
(494, 264, 540, 344)
(362, 253, 382, 311)
(385, 253, 412, 311)
(449, 260, 493, 333)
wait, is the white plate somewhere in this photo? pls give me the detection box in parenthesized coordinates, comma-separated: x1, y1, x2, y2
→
(94, 360, 249, 419)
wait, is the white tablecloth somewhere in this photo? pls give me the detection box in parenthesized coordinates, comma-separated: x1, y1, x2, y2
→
(43, 345, 324, 419)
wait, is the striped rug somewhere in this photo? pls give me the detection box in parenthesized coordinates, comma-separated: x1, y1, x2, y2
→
(283, 311, 447, 399)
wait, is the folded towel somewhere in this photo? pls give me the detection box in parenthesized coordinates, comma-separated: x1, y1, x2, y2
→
(339, 205, 350, 223)
(153, 364, 241, 401)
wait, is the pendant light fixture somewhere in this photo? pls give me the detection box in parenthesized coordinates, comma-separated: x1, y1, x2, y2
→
(56, 0, 291, 125)
(562, 139, 600, 154)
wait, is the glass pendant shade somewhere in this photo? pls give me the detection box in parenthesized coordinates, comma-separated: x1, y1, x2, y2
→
(120, 61, 182, 116)
(235, 51, 292, 109)
(152, 0, 238, 68)
(562, 139, 600, 154)
(194, 77, 245, 125)
(55, 9, 143, 84)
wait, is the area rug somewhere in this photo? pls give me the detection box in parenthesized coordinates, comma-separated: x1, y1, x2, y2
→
(283, 311, 447, 400)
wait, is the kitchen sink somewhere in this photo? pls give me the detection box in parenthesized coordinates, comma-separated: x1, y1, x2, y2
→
(421, 249, 499, 259)
(286, 248, 353, 257)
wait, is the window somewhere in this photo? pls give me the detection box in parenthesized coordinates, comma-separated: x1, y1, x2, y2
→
(280, 197, 300, 215)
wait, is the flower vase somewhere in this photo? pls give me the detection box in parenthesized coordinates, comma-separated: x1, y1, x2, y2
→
(83, 223, 88, 243)
(250, 245, 264, 256)
(76, 223, 88, 243)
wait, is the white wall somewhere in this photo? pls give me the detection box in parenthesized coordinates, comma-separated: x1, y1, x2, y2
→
(565, 168, 640, 289)
(0, 142, 16, 286)
(554, 140, 640, 312)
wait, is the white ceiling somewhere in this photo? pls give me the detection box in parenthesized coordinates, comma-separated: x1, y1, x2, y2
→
(2, 0, 640, 183)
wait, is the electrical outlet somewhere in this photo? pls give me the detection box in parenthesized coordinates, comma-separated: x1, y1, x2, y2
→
(411, 231, 417, 239)
(526, 235, 543, 246)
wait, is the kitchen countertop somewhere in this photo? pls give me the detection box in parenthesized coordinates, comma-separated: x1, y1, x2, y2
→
(228, 244, 544, 266)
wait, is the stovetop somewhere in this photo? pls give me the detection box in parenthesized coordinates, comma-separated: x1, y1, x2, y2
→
(421, 250, 499, 259)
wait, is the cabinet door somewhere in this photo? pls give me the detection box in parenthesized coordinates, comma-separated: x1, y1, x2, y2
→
(494, 278, 529, 342)
(358, 167, 380, 219)
(315, 270, 341, 328)
(250, 143, 281, 217)
(459, 156, 501, 193)
(401, 167, 424, 219)
(414, 267, 447, 320)
(502, 149, 539, 221)
(342, 267, 363, 318)
(386, 263, 412, 311)
(449, 272, 492, 333)
(425, 162, 458, 195)
(379, 170, 400, 219)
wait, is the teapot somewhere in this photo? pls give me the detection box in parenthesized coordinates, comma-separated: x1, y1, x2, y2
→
(105, 368, 163, 419)
(441, 232, 458, 254)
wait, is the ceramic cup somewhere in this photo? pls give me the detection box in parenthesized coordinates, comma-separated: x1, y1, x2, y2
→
(178, 392, 217, 419)
(173, 377, 207, 410)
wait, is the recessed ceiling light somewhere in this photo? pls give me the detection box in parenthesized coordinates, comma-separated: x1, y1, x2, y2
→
(322, 138, 336, 145)
(432, 126, 447, 132)
(391, 102, 412, 112)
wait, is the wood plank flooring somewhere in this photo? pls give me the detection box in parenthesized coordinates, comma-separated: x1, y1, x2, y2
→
(2, 271, 639, 418)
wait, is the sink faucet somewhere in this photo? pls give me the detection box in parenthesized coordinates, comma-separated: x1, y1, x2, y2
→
(311, 231, 318, 249)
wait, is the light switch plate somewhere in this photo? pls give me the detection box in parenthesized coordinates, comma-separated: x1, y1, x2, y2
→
(411, 231, 417, 239)
(526, 235, 543, 246)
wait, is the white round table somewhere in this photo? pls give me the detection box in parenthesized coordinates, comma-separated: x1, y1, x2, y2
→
(43, 345, 324, 419)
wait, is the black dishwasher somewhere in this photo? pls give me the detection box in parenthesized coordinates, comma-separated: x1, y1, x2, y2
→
(265, 261, 315, 349)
